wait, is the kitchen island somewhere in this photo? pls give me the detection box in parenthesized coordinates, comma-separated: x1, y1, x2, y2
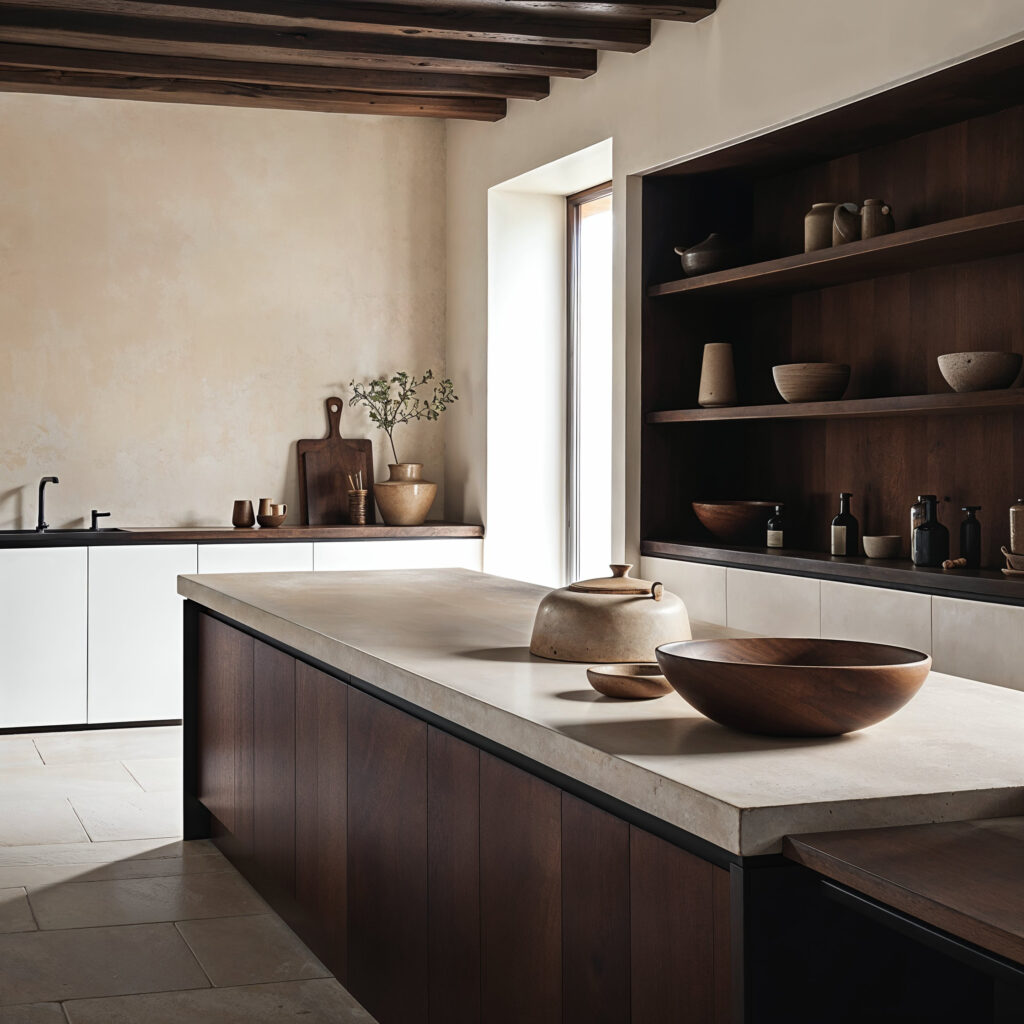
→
(179, 568, 1024, 1024)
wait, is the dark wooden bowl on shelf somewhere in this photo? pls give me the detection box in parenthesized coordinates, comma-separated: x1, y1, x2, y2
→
(692, 501, 779, 544)
(656, 637, 931, 737)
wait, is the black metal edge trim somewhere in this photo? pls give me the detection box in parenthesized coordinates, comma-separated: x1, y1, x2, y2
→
(0, 718, 182, 736)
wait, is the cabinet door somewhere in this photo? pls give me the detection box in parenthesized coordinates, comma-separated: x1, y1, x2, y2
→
(428, 727, 481, 1024)
(196, 614, 253, 867)
(197, 543, 313, 574)
(480, 753, 562, 1024)
(0, 547, 87, 728)
(347, 688, 428, 1024)
(251, 640, 295, 907)
(630, 826, 720, 1024)
(88, 544, 197, 723)
(294, 661, 348, 982)
(313, 538, 483, 571)
(562, 793, 630, 1024)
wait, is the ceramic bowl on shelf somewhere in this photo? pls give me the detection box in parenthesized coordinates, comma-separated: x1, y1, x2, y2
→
(937, 351, 1022, 393)
(692, 501, 780, 545)
(863, 535, 902, 559)
(772, 362, 851, 403)
(256, 513, 287, 528)
(655, 637, 932, 737)
(1002, 546, 1024, 571)
(585, 663, 673, 700)
(673, 233, 736, 276)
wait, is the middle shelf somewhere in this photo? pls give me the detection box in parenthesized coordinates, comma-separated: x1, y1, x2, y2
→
(646, 388, 1024, 424)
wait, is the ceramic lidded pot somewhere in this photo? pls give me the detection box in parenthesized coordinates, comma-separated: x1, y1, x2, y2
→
(861, 198, 895, 238)
(530, 564, 691, 663)
(374, 463, 437, 526)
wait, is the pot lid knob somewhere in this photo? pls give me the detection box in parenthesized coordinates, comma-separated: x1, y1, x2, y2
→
(568, 564, 665, 599)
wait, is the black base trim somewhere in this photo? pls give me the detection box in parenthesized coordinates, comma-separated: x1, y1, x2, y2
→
(0, 718, 182, 736)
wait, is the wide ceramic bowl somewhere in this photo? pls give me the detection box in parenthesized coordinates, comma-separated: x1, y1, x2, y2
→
(938, 351, 1022, 393)
(863, 535, 902, 559)
(656, 637, 931, 737)
(692, 501, 780, 545)
(772, 362, 851, 403)
(585, 663, 672, 700)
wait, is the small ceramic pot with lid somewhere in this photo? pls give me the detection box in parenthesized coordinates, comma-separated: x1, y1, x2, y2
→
(530, 564, 691, 663)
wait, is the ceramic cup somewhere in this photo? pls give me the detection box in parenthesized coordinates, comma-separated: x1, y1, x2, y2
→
(257, 498, 273, 516)
(271, 503, 287, 517)
(232, 499, 255, 529)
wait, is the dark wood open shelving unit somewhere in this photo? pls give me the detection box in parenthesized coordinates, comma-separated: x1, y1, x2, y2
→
(640, 41, 1024, 592)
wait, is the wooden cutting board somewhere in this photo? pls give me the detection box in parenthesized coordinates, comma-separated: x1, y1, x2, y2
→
(297, 397, 375, 525)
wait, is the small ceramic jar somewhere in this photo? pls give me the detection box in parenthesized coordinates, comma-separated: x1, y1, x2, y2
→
(804, 203, 838, 252)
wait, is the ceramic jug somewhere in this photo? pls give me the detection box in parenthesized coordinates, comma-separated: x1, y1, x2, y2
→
(832, 203, 861, 245)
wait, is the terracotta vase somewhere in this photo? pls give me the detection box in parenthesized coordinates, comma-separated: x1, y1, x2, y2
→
(697, 343, 737, 408)
(374, 463, 437, 526)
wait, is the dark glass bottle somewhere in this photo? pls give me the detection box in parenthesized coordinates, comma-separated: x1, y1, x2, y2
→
(912, 495, 949, 567)
(830, 492, 859, 556)
(766, 504, 784, 549)
(911, 494, 934, 539)
(960, 506, 982, 570)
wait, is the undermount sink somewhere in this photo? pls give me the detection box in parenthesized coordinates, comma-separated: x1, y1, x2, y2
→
(656, 637, 932, 737)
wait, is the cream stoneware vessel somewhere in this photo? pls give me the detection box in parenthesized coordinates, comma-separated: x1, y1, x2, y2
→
(530, 564, 691, 663)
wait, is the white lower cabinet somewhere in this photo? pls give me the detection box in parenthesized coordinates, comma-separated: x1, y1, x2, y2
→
(197, 543, 314, 574)
(0, 547, 88, 728)
(88, 544, 198, 724)
(313, 538, 483, 571)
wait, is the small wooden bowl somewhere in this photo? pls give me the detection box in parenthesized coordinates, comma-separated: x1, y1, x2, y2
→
(863, 535, 902, 559)
(692, 501, 780, 544)
(772, 362, 851, 403)
(656, 638, 931, 737)
(586, 663, 673, 700)
(256, 513, 287, 528)
(1002, 546, 1024, 571)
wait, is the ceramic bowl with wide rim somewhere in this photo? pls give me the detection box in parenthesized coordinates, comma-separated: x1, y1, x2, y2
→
(585, 663, 673, 700)
(937, 351, 1022, 393)
(656, 637, 931, 737)
(692, 500, 780, 545)
(863, 535, 902, 559)
(772, 362, 851, 404)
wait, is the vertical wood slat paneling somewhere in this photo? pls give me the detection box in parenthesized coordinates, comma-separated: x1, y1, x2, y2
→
(480, 752, 562, 1024)
(295, 661, 349, 982)
(348, 687, 429, 1024)
(428, 726, 481, 1024)
(561, 792, 630, 1024)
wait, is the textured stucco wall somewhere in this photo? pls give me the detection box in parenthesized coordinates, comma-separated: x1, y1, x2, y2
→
(0, 94, 446, 529)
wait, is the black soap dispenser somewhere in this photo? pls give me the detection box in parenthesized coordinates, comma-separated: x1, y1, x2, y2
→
(960, 506, 982, 569)
(912, 495, 949, 567)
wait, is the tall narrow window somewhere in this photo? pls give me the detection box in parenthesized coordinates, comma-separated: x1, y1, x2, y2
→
(566, 183, 613, 584)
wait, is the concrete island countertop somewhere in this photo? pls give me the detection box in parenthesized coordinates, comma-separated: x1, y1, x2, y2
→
(177, 568, 1024, 856)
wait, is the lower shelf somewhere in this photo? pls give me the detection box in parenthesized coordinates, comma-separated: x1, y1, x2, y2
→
(641, 539, 1024, 605)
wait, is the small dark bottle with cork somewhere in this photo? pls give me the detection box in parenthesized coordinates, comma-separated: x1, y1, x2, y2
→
(830, 492, 858, 556)
(766, 504, 785, 549)
(960, 506, 982, 569)
(912, 495, 949, 567)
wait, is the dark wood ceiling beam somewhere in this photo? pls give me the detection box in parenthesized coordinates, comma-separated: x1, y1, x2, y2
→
(0, 41, 549, 98)
(0, 64, 507, 116)
(0, 6, 598, 77)
(14, 0, 652, 52)
(375, 1, 716, 22)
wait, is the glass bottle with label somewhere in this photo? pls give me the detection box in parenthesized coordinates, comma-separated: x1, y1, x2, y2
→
(766, 505, 785, 549)
(912, 495, 949, 567)
(960, 506, 981, 569)
(830, 492, 859, 556)
(911, 494, 935, 540)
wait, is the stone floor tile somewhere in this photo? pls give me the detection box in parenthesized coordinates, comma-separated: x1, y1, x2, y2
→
(32, 728, 181, 766)
(121, 758, 181, 793)
(0, 851, 230, 892)
(0, 889, 35, 934)
(68, 792, 179, 842)
(28, 870, 267, 930)
(63, 979, 376, 1023)
(0, 800, 89, 847)
(0, 922, 209, 1006)
(0, 1003, 67, 1023)
(0, 764, 142, 800)
(0, 739, 43, 768)
(176, 914, 330, 987)
(0, 839, 217, 869)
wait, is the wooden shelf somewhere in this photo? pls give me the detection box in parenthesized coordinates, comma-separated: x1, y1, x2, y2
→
(641, 539, 1024, 605)
(647, 389, 1024, 424)
(647, 206, 1024, 299)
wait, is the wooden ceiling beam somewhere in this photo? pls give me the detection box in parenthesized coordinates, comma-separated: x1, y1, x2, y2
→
(0, 6, 599, 77)
(12, 1, 653, 52)
(0, 64, 508, 117)
(0, 41, 550, 98)
(374, 1, 716, 22)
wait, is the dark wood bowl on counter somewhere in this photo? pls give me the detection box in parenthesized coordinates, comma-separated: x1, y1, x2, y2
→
(692, 500, 780, 544)
(656, 638, 932, 737)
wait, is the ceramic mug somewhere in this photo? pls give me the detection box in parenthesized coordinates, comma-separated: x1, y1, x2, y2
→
(271, 503, 287, 516)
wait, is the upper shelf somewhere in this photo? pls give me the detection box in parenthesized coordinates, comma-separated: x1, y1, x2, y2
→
(647, 205, 1024, 299)
(647, 389, 1024, 424)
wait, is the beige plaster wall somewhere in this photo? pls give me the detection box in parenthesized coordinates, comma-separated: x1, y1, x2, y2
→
(444, 0, 1024, 561)
(0, 93, 446, 529)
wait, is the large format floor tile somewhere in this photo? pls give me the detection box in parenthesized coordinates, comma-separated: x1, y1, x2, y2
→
(0, 763, 142, 800)
(28, 871, 266, 930)
(0, 839, 217, 869)
(0, 889, 35, 934)
(0, 738, 42, 768)
(63, 979, 375, 1023)
(32, 727, 181, 766)
(69, 791, 179, 842)
(177, 915, 330, 988)
(0, 1003, 67, 1023)
(0, 922, 209, 1005)
(0, 799, 89, 847)
(121, 758, 181, 793)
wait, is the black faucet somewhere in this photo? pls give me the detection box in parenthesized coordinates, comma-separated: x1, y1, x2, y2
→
(36, 476, 58, 532)
(91, 510, 111, 531)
